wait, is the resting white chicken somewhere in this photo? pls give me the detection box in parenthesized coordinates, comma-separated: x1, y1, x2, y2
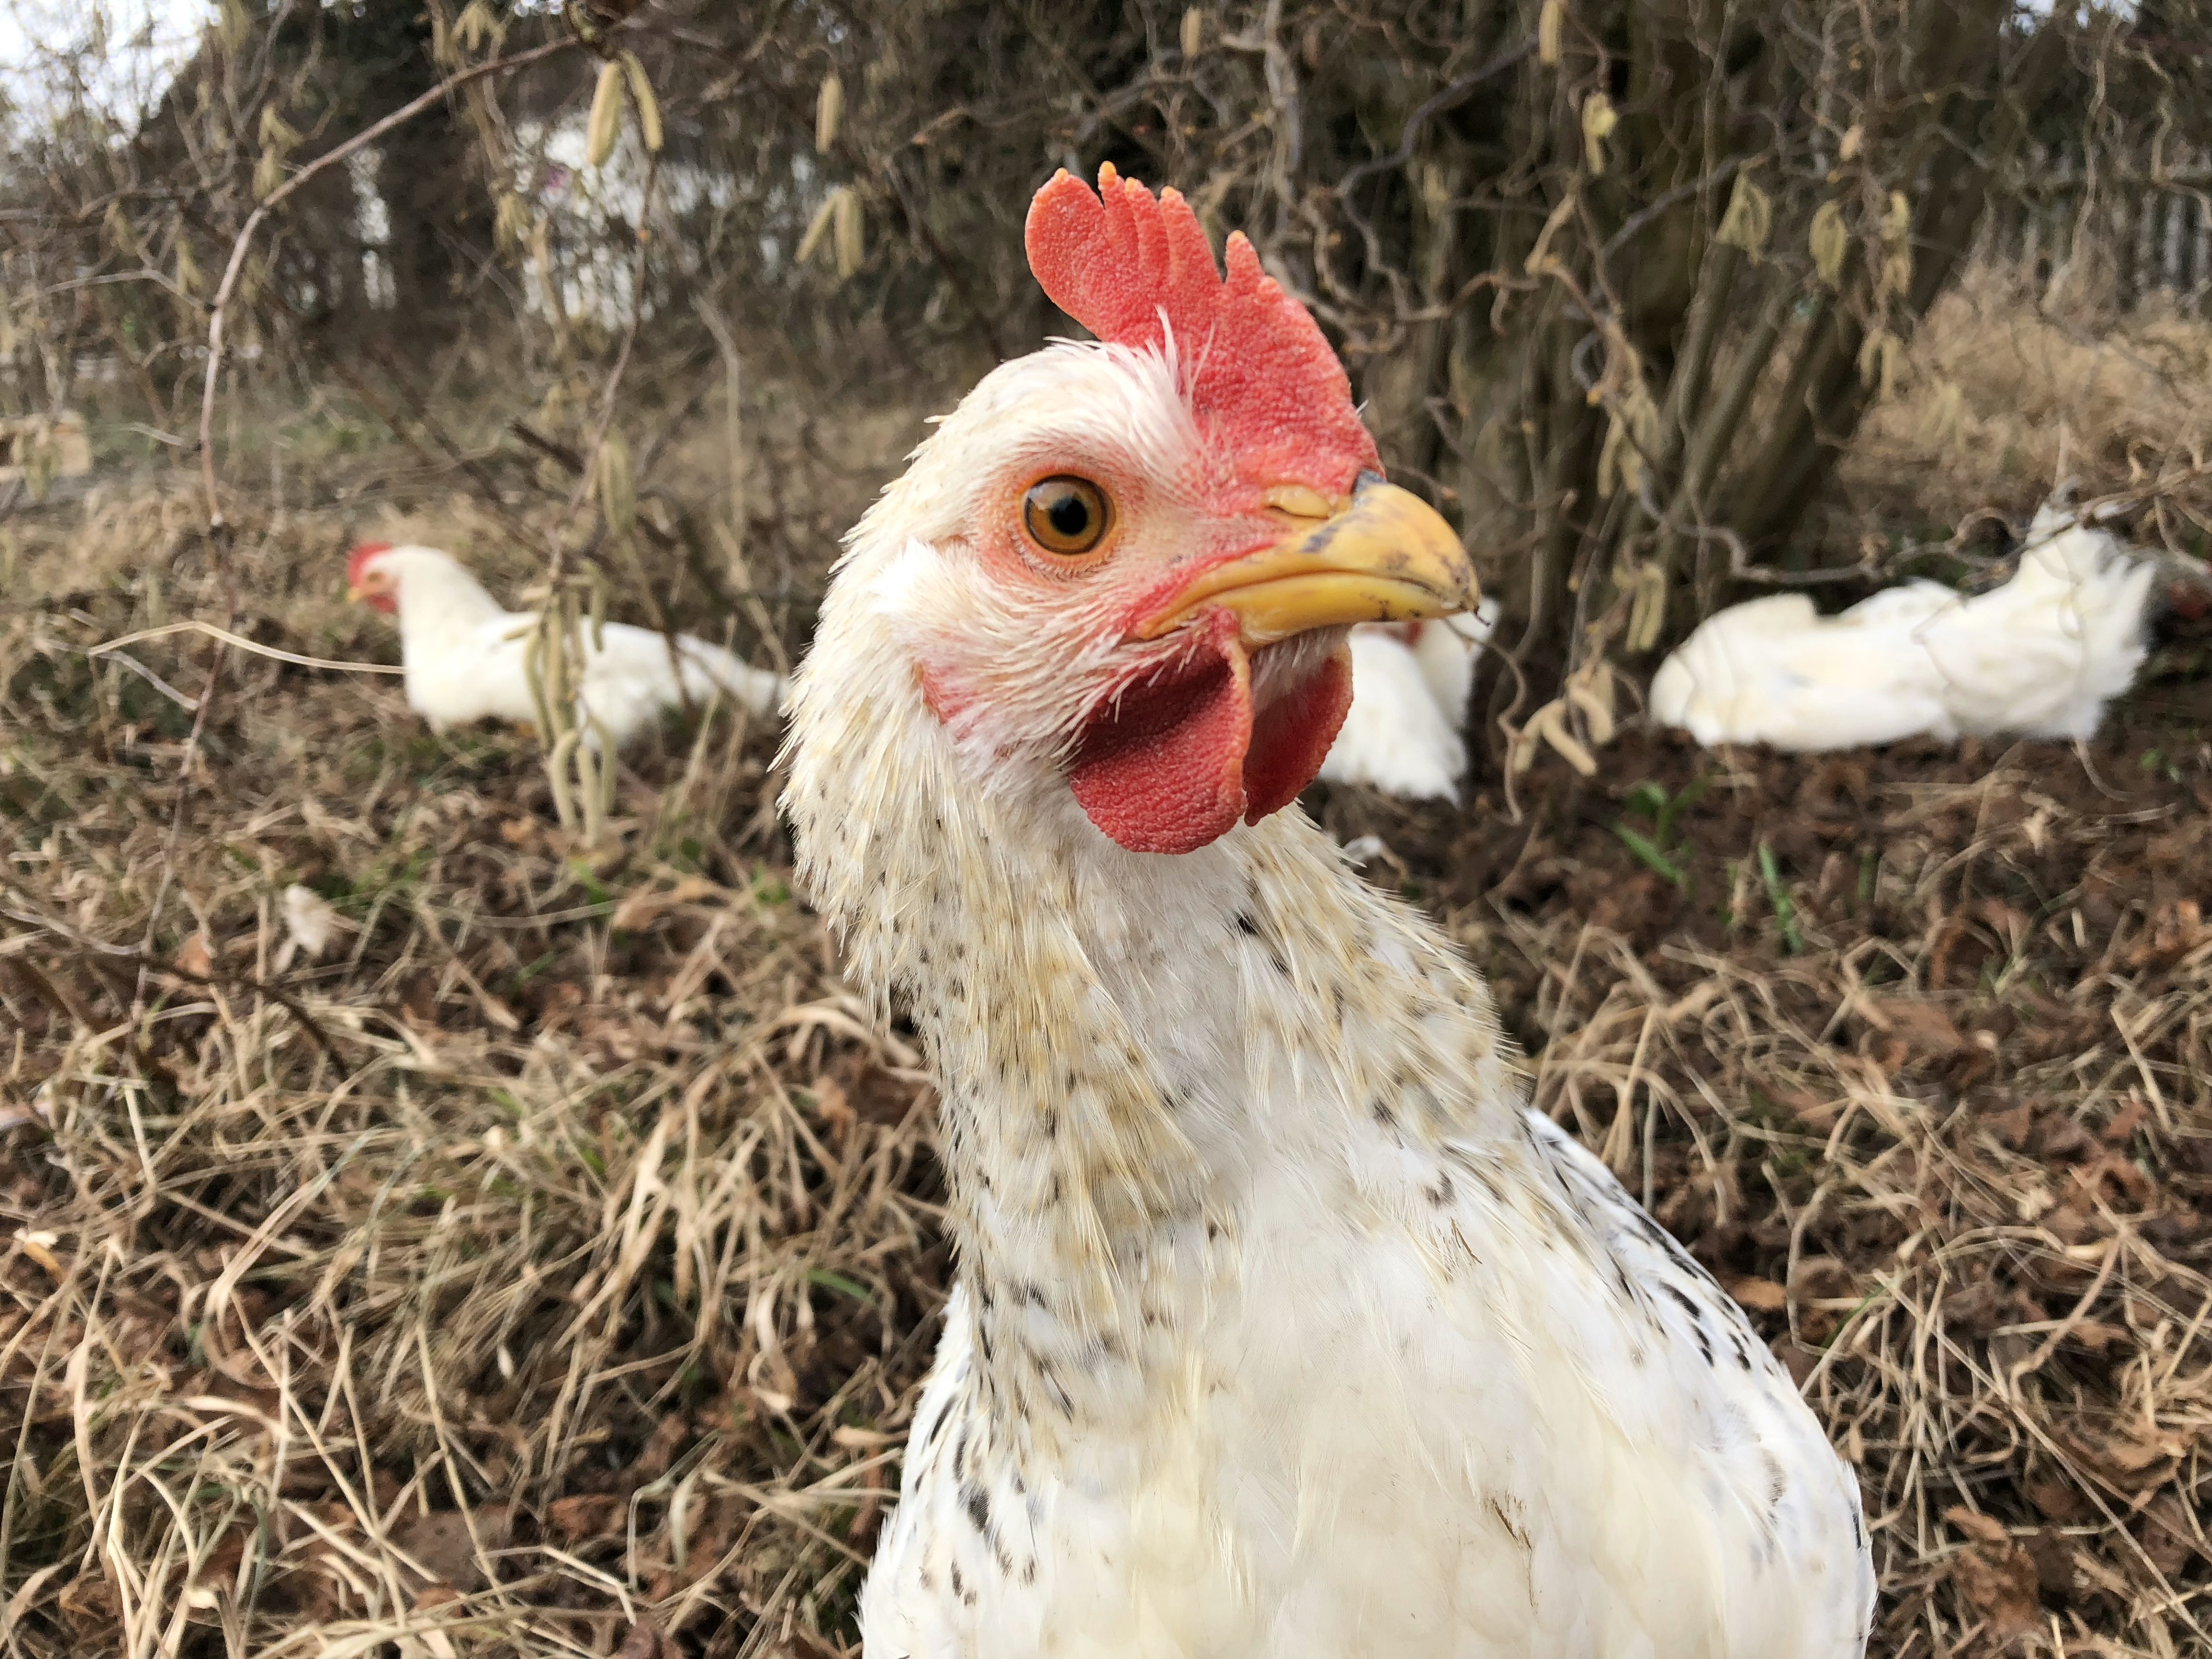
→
(784, 166, 1873, 1659)
(1318, 600, 1499, 801)
(1650, 499, 2155, 752)
(346, 542, 783, 748)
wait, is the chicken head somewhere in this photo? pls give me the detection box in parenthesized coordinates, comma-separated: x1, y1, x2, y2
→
(346, 541, 402, 614)
(814, 166, 1476, 855)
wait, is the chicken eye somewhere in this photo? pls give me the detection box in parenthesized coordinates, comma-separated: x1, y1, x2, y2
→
(1023, 476, 1111, 557)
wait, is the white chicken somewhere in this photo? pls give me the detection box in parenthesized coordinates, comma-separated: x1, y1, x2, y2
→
(1318, 599, 1499, 801)
(1650, 498, 2156, 752)
(783, 166, 1873, 1659)
(346, 542, 783, 748)
(1935, 501, 2158, 738)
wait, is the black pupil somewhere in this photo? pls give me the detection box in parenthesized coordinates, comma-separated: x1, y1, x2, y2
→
(1046, 490, 1091, 539)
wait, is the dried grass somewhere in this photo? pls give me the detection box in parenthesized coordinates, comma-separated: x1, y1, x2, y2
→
(3, 470, 936, 1658)
(4, 340, 2210, 1658)
(1849, 263, 2212, 554)
(1501, 793, 2212, 1658)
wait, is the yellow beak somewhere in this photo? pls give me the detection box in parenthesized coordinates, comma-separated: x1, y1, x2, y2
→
(345, 585, 365, 602)
(1137, 477, 1477, 645)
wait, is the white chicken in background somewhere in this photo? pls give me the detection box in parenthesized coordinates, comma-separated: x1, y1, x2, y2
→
(1650, 492, 2157, 752)
(1647, 587, 1958, 752)
(346, 542, 784, 748)
(1317, 599, 1500, 802)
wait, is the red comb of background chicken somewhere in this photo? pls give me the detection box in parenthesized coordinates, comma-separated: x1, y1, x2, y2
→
(346, 541, 393, 589)
(1024, 165, 1379, 494)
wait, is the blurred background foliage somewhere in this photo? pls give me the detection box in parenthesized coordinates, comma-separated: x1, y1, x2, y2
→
(3, 0, 2207, 723)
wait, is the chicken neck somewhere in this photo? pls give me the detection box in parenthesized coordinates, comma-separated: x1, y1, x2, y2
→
(785, 614, 1525, 1452)
(391, 556, 514, 665)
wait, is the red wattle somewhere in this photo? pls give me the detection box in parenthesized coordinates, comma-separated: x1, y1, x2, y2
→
(1067, 617, 1352, 855)
(1243, 645, 1352, 822)
(1069, 619, 1251, 855)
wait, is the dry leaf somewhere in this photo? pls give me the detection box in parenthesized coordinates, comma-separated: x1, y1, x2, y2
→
(1715, 171, 1772, 258)
(177, 931, 214, 978)
(392, 1506, 512, 1593)
(1769, 1086, 1842, 1131)
(1809, 199, 1847, 286)
(2138, 1495, 2208, 1576)
(547, 1494, 622, 1544)
(1950, 1537, 2042, 1649)
(1864, 997, 1967, 1056)
(2062, 1319, 2131, 1353)
(1727, 1276, 1788, 1312)
(2025, 1529, 2077, 1601)
(586, 58, 628, 168)
(812, 1073, 857, 1149)
(1581, 93, 1617, 174)
(2026, 1481, 2086, 1524)
(1944, 1505, 2010, 1545)
(1537, 0, 1565, 65)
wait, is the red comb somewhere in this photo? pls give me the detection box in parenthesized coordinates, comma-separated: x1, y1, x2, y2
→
(1024, 165, 1379, 493)
(346, 541, 393, 588)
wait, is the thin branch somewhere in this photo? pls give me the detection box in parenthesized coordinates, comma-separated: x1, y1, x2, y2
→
(89, 621, 406, 676)
(195, 32, 584, 528)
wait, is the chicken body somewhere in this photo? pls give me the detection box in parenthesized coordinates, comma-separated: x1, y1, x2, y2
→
(347, 544, 782, 747)
(1932, 514, 2155, 740)
(784, 168, 1873, 1659)
(1650, 507, 2154, 752)
(823, 791, 1871, 1659)
(1318, 601, 1498, 801)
